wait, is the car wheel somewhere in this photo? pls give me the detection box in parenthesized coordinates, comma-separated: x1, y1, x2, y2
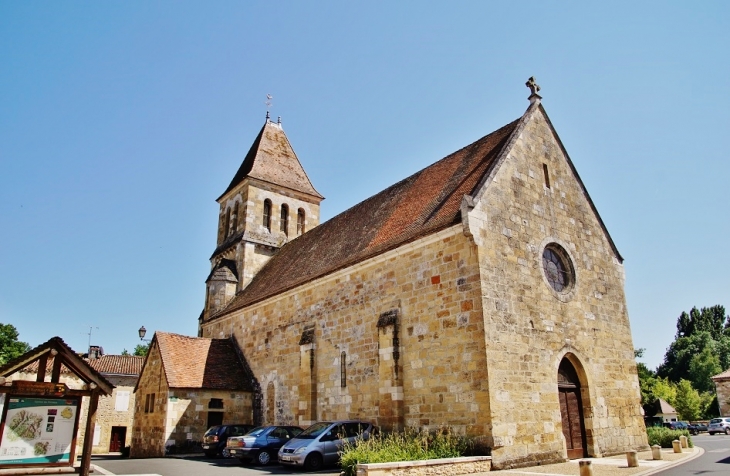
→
(709, 432, 715, 435)
(725, 428, 730, 435)
(304, 452, 323, 471)
(256, 450, 271, 465)
(222, 448, 231, 458)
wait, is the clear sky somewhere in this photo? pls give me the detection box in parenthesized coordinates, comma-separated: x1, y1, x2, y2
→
(1, 2, 728, 369)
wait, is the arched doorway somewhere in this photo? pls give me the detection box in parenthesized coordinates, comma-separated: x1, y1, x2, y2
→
(558, 358, 587, 459)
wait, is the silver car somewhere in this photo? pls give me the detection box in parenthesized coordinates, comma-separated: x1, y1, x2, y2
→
(708, 417, 730, 435)
(278, 420, 373, 471)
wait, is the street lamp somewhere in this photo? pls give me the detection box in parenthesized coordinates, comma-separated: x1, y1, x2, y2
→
(138, 326, 151, 342)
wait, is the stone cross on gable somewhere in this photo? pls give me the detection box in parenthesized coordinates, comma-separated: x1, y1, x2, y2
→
(525, 77, 542, 104)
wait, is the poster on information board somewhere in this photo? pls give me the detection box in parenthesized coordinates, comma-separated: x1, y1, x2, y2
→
(0, 397, 79, 465)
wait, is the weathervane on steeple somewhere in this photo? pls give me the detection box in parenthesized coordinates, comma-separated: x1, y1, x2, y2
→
(265, 94, 273, 120)
(526, 77, 541, 105)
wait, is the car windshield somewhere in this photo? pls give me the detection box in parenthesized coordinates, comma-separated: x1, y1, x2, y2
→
(246, 427, 267, 437)
(204, 426, 222, 436)
(296, 422, 332, 439)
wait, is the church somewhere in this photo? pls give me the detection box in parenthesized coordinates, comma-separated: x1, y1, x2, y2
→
(136, 79, 648, 468)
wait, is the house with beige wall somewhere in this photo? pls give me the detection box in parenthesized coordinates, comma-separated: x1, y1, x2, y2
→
(130, 332, 254, 457)
(148, 80, 648, 469)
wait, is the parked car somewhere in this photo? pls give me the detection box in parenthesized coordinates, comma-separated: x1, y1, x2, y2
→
(202, 424, 256, 457)
(663, 421, 690, 431)
(708, 417, 730, 435)
(226, 425, 303, 465)
(688, 422, 708, 435)
(278, 420, 374, 471)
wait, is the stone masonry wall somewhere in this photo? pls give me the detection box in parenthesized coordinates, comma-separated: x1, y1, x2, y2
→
(202, 226, 490, 436)
(165, 389, 253, 444)
(468, 106, 647, 468)
(131, 343, 169, 458)
(715, 378, 730, 416)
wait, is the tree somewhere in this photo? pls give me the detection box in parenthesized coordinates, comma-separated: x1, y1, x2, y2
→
(133, 343, 150, 356)
(0, 323, 31, 365)
(120, 349, 130, 356)
(689, 345, 722, 393)
(674, 379, 703, 421)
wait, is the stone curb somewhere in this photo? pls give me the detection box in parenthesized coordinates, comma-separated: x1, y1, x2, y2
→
(631, 445, 704, 476)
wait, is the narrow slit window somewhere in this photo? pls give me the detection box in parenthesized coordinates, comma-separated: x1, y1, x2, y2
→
(341, 351, 347, 388)
(543, 163, 551, 189)
(263, 199, 272, 231)
(231, 203, 238, 235)
(297, 209, 305, 235)
(280, 204, 289, 236)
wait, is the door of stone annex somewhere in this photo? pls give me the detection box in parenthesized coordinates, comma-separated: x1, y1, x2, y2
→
(109, 426, 126, 452)
(558, 358, 587, 459)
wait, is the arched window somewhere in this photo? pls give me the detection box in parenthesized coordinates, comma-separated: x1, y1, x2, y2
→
(341, 351, 347, 388)
(263, 199, 272, 231)
(223, 208, 231, 238)
(231, 203, 239, 235)
(280, 204, 289, 236)
(297, 208, 305, 235)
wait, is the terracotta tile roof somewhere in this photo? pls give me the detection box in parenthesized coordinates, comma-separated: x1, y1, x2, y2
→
(712, 368, 730, 380)
(21, 355, 143, 377)
(86, 355, 144, 376)
(217, 118, 519, 314)
(155, 332, 254, 391)
(219, 120, 323, 200)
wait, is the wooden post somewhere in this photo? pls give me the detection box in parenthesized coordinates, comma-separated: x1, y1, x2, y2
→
(79, 390, 99, 476)
(36, 355, 47, 382)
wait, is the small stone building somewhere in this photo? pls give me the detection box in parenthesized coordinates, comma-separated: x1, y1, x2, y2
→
(168, 81, 648, 469)
(15, 351, 142, 455)
(712, 369, 730, 416)
(130, 332, 255, 457)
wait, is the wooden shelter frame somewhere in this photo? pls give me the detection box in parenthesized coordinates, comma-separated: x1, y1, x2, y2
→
(0, 337, 113, 476)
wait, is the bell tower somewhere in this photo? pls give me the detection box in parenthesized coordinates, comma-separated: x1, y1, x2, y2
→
(201, 115, 324, 326)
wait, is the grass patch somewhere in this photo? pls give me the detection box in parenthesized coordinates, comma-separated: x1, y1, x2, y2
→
(340, 427, 489, 476)
(646, 427, 693, 448)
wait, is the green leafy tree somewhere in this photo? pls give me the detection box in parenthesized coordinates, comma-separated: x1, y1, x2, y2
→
(120, 349, 130, 356)
(133, 344, 150, 356)
(0, 323, 31, 365)
(689, 345, 722, 393)
(674, 379, 703, 421)
(651, 378, 677, 406)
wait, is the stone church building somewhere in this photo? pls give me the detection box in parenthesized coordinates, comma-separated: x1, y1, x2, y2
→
(150, 81, 648, 468)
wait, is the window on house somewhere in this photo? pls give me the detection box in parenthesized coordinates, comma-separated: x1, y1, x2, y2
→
(543, 163, 551, 189)
(280, 204, 289, 236)
(144, 393, 155, 413)
(297, 209, 305, 235)
(208, 398, 223, 409)
(263, 199, 272, 231)
(115, 390, 130, 412)
(341, 351, 347, 388)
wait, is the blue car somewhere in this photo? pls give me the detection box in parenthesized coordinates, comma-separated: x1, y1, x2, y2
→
(226, 425, 303, 465)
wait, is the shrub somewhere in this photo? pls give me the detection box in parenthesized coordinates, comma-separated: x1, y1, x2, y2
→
(646, 427, 693, 448)
(340, 427, 487, 476)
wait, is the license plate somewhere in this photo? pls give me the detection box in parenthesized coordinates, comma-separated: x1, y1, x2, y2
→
(202, 445, 210, 449)
(280, 455, 292, 461)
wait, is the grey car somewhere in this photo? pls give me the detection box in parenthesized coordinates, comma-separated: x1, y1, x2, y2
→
(278, 420, 373, 471)
(226, 425, 303, 465)
(708, 417, 730, 435)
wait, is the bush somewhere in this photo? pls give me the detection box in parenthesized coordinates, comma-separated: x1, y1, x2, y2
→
(646, 427, 693, 448)
(340, 427, 487, 476)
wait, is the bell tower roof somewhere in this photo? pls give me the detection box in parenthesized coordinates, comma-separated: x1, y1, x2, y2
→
(218, 119, 324, 201)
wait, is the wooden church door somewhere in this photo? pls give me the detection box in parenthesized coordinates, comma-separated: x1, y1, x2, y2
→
(109, 426, 126, 452)
(558, 358, 587, 459)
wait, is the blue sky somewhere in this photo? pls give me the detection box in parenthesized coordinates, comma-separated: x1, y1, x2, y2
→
(1, 1, 728, 369)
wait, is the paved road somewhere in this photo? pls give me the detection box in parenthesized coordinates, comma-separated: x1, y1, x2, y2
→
(92, 454, 341, 476)
(656, 432, 730, 475)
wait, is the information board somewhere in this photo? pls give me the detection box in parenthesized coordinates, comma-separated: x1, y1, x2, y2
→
(0, 397, 79, 464)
